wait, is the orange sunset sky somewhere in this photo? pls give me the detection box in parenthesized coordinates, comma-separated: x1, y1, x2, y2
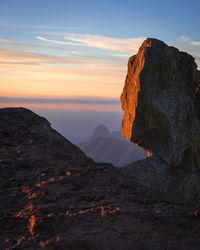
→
(0, 0, 199, 101)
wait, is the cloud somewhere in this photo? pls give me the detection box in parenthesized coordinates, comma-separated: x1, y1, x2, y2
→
(0, 45, 126, 99)
(65, 34, 145, 52)
(0, 47, 126, 81)
(178, 35, 190, 42)
(176, 36, 200, 48)
(36, 36, 78, 46)
(114, 53, 131, 58)
(36, 33, 145, 53)
(0, 48, 90, 65)
(0, 38, 72, 51)
(191, 41, 200, 46)
(0, 38, 130, 64)
(0, 47, 128, 76)
(0, 34, 144, 99)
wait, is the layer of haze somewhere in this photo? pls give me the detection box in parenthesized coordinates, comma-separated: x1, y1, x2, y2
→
(0, 98, 122, 143)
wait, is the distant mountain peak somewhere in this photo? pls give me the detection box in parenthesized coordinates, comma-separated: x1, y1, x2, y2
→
(92, 124, 111, 138)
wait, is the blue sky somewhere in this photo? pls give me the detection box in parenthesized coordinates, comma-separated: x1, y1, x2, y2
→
(1, 0, 199, 41)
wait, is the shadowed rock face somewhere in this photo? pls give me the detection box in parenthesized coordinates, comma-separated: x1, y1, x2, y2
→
(121, 38, 200, 201)
(196, 69, 200, 83)
(2, 108, 200, 249)
(4, 107, 200, 249)
(195, 69, 200, 117)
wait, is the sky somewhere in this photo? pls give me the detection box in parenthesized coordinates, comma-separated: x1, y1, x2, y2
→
(0, 0, 200, 141)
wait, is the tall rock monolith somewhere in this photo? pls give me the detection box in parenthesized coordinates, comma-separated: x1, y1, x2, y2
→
(121, 38, 200, 202)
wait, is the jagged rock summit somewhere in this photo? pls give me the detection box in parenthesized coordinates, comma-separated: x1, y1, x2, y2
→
(121, 38, 200, 201)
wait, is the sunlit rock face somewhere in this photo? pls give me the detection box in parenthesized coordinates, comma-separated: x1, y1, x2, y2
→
(121, 38, 200, 201)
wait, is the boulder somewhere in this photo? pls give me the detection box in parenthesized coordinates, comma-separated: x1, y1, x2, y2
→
(121, 38, 200, 202)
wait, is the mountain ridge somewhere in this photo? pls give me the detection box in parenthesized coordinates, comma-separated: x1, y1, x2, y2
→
(78, 125, 147, 167)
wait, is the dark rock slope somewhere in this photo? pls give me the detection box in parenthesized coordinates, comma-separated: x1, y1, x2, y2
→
(121, 38, 200, 202)
(1, 107, 200, 250)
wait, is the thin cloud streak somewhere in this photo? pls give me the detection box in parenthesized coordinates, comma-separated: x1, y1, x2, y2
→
(114, 53, 130, 58)
(0, 47, 127, 72)
(0, 38, 73, 51)
(0, 34, 142, 99)
(36, 36, 80, 46)
(0, 38, 130, 63)
(0, 48, 91, 65)
(36, 33, 145, 53)
(0, 46, 126, 99)
(64, 33, 145, 52)
(191, 41, 200, 46)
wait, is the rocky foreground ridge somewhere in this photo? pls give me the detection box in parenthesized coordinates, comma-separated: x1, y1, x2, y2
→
(121, 38, 200, 202)
(1, 107, 200, 250)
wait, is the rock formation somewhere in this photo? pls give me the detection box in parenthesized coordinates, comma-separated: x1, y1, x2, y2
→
(2, 107, 200, 249)
(121, 38, 200, 201)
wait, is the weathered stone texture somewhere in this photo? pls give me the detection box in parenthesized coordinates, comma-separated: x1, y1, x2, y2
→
(121, 38, 200, 201)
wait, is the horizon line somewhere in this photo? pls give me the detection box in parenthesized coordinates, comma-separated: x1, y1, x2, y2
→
(0, 96, 121, 105)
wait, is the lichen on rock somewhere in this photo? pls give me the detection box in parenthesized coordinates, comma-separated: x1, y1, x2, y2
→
(121, 38, 200, 202)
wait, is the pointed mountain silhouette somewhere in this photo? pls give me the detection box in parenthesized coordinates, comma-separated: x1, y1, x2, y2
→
(92, 124, 111, 138)
(78, 125, 147, 167)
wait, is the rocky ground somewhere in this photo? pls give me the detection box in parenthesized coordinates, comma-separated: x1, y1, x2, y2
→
(1, 108, 200, 250)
